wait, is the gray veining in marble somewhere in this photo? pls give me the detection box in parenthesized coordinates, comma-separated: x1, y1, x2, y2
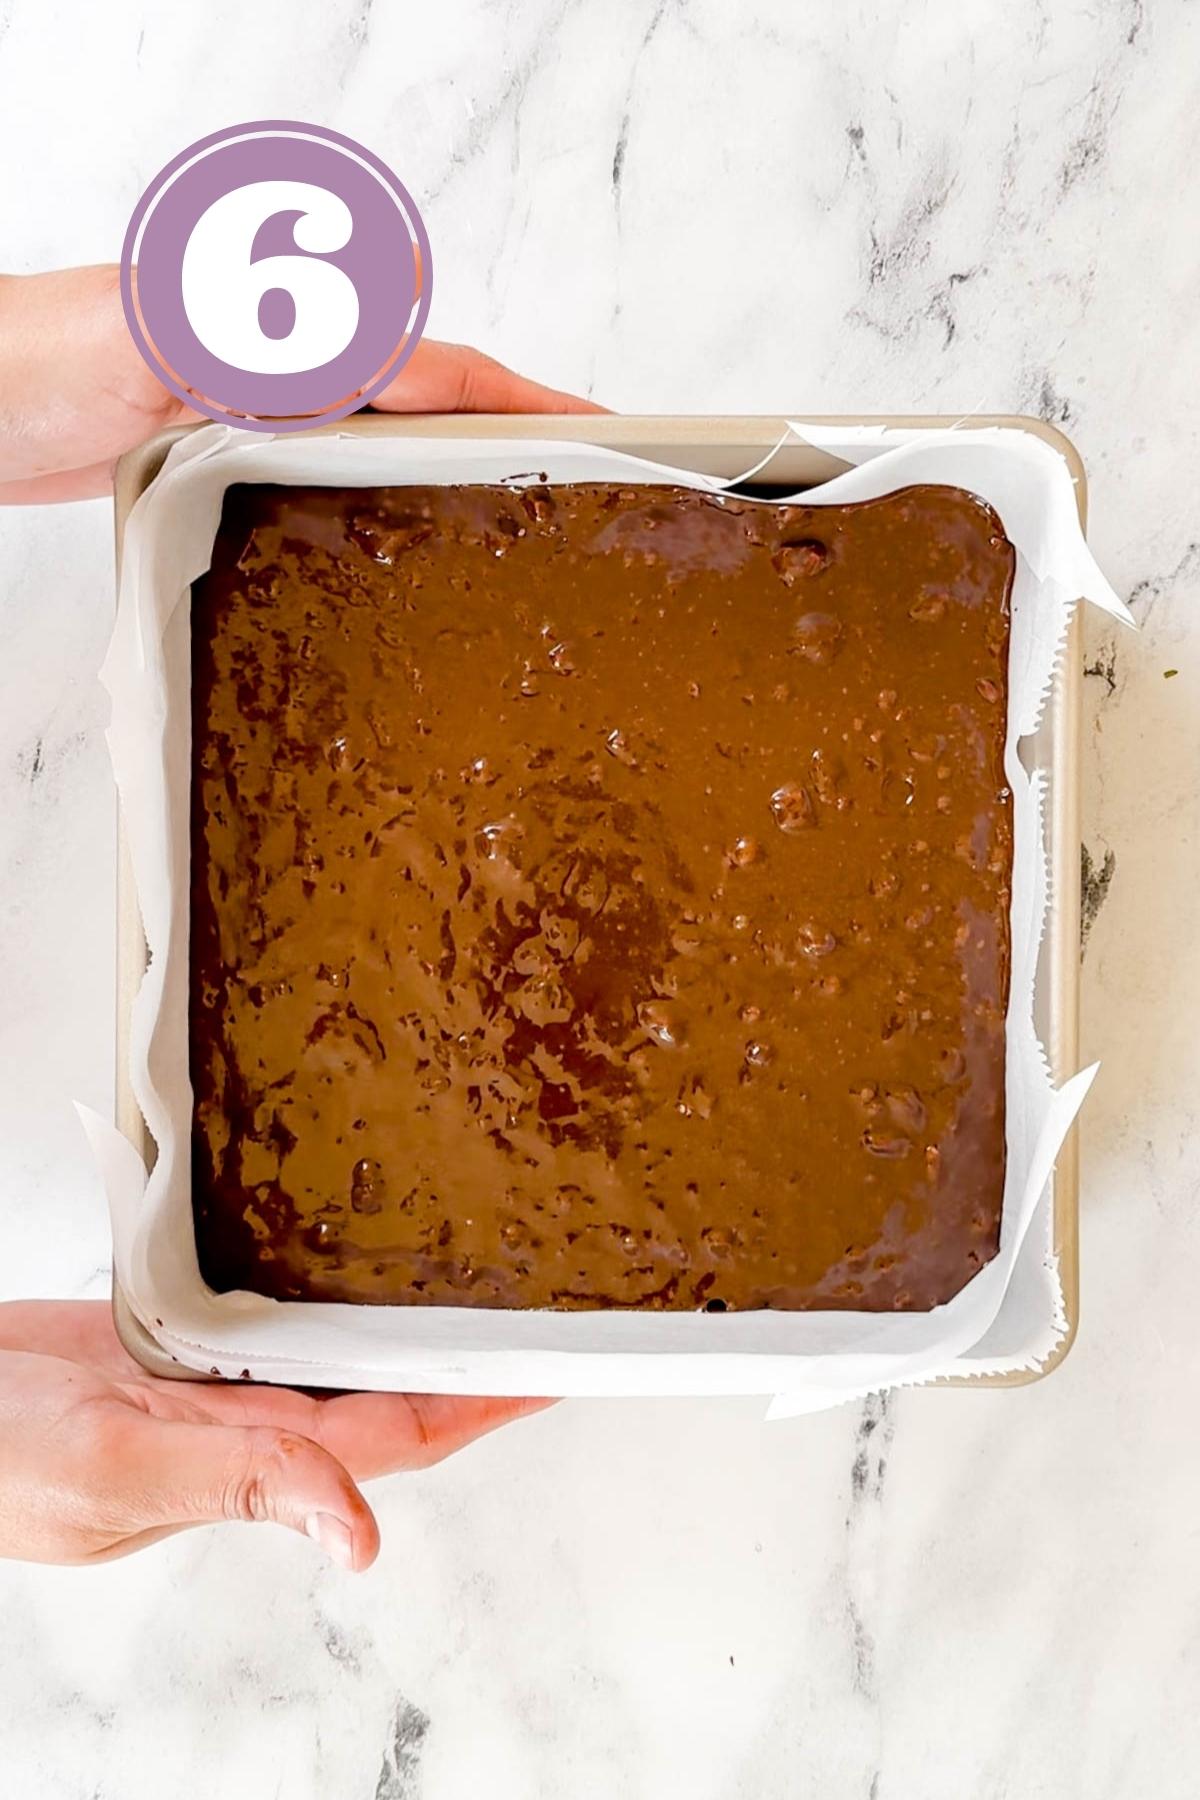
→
(1, 1, 1198, 1794)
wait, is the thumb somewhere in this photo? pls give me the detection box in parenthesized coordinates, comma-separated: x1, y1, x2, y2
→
(118, 1416, 380, 1570)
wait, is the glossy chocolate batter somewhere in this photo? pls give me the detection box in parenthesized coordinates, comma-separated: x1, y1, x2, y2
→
(190, 480, 1013, 1310)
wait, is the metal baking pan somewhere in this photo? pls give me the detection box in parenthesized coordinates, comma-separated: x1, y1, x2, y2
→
(111, 413, 1084, 1386)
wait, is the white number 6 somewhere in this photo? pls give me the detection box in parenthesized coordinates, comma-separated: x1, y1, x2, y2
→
(180, 180, 360, 375)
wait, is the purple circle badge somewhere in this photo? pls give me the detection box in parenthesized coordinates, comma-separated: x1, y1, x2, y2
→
(121, 121, 432, 431)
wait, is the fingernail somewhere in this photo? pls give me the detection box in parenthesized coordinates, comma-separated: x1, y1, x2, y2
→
(305, 1513, 355, 1570)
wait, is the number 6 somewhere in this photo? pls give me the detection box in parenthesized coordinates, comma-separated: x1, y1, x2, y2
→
(181, 179, 360, 375)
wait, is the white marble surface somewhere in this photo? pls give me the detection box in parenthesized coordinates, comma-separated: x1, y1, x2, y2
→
(1, 0, 1198, 1793)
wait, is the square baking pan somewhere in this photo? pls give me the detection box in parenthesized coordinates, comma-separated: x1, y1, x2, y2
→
(111, 413, 1084, 1386)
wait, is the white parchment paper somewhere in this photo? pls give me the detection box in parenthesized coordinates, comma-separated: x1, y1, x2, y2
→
(89, 421, 1130, 1404)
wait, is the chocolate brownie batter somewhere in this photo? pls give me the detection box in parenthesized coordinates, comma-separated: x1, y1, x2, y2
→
(190, 481, 1014, 1310)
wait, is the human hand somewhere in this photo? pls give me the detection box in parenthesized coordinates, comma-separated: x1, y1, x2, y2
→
(0, 267, 582, 1565)
(0, 264, 603, 504)
(0, 1301, 551, 1569)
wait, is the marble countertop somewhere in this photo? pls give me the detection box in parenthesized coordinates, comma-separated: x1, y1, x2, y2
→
(2, 1, 1197, 1794)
